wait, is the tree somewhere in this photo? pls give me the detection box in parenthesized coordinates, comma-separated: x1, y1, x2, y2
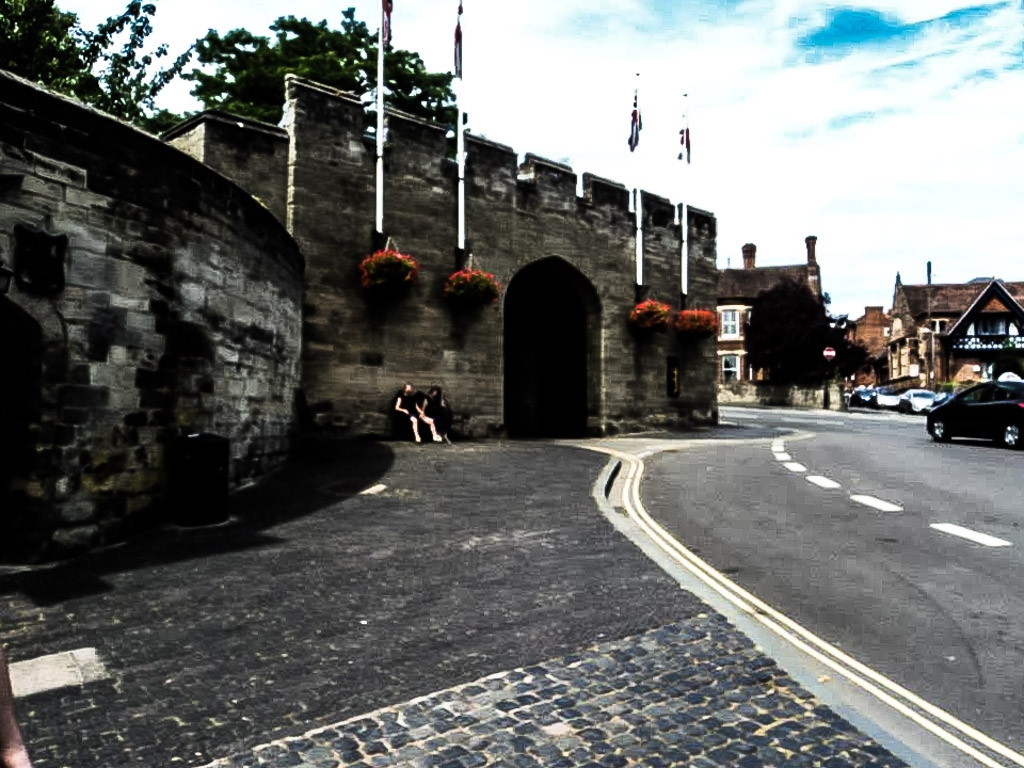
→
(186, 9, 456, 127)
(745, 279, 867, 385)
(75, 1, 194, 126)
(0, 0, 83, 92)
(0, 0, 193, 130)
(993, 341, 1024, 380)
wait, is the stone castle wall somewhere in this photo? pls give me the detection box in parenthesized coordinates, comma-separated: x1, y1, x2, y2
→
(0, 71, 304, 560)
(175, 75, 718, 435)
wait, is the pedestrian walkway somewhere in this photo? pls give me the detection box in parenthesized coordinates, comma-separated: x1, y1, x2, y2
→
(2, 430, 913, 768)
(204, 617, 906, 768)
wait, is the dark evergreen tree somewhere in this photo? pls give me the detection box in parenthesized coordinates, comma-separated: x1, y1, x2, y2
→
(745, 279, 867, 385)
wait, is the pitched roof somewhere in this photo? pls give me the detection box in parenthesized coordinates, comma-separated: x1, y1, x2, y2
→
(901, 281, 1024, 318)
(718, 265, 815, 302)
(946, 280, 1024, 337)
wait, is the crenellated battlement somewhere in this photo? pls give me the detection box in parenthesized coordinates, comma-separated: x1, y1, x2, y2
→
(167, 73, 719, 438)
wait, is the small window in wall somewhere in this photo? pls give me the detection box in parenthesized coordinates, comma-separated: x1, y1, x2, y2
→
(720, 310, 739, 338)
(722, 354, 739, 382)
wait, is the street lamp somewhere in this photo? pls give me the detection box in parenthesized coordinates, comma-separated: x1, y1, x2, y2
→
(0, 260, 13, 295)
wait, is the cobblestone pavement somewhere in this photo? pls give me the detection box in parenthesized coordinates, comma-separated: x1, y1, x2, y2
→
(1, 430, 911, 768)
(205, 617, 906, 768)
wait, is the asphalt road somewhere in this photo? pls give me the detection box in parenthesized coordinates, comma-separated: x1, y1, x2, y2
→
(642, 405, 1024, 751)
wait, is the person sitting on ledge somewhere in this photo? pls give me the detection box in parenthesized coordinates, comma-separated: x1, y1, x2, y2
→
(394, 383, 441, 443)
(422, 386, 453, 445)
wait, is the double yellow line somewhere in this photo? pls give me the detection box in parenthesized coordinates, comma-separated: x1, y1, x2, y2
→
(587, 444, 1024, 768)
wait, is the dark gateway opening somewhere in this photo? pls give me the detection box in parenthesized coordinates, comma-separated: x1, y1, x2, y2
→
(0, 298, 45, 556)
(504, 258, 600, 438)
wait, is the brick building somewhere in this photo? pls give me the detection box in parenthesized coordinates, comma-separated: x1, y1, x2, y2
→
(888, 275, 1024, 388)
(847, 306, 891, 386)
(716, 237, 822, 382)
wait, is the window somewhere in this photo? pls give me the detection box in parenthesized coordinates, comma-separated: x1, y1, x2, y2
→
(722, 355, 739, 382)
(720, 309, 739, 338)
(975, 317, 1007, 336)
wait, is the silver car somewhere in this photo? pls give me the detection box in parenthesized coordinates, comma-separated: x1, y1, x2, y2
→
(876, 387, 901, 410)
(898, 388, 937, 414)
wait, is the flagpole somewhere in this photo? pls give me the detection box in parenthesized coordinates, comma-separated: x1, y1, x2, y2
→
(631, 75, 643, 287)
(375, 3, 387, 236)
(679, 93, 689, 302)
(455, 3, 466, 253)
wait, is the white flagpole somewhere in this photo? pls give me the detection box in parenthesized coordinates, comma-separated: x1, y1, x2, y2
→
(632, 76, 643, 287)
(680, 93, 689, 299)
(456, 4, 466, 252)
(375, 4, 386, 236)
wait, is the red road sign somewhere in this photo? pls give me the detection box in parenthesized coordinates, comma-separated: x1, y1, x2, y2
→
(823, 347, 836, 361)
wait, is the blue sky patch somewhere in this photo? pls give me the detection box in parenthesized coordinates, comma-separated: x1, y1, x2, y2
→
(794, 3, 1011, 63)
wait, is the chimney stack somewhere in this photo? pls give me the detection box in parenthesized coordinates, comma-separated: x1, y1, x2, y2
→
(742, 243, 756, 269)
(805, 235, 817, 265)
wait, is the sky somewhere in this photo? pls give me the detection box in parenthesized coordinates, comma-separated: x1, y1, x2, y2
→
(57, 0, 1024, 320)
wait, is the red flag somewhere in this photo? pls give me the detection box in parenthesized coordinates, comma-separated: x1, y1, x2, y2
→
(454, 3, 463, 78)
(628, 92, 642, 152)
(382, 0, 393, 45)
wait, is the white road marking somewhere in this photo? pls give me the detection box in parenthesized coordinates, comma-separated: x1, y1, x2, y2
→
(930, 524, 1012, 548)
(783, 462, 807, 473)
(9, 648, 109, 697)
(771, 440, 786, 451)
(582, 445, 1024, 768)
(773, 452, 792, 461)
(807, 476, 841, 489)
(360, 484, 387, 495)
(850, 495, 903, 513)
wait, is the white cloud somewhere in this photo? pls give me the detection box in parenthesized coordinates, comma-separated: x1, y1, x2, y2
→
(56, 0, 1024, 318)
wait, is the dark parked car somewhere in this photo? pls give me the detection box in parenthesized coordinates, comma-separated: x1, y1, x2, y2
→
(849, 387, 877, 408)
(926, 381, 1024, 448)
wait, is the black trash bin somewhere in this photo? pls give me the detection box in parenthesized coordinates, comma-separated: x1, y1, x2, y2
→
(167, 433, 230, 527)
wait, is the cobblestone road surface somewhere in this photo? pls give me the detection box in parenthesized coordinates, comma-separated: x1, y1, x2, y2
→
(1, 431, 910, 768)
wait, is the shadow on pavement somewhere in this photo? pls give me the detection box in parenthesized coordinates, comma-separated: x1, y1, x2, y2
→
(0, 431, 395, 606)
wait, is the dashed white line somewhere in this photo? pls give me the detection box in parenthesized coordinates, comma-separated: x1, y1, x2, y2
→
(850, 495, 903, 513)
(807, 476, 841, 489)
(930, 524, 1012, 548)
(783, 462, 807, 473)
(773, 452, 792, 461)
(360, 484, 387, 495)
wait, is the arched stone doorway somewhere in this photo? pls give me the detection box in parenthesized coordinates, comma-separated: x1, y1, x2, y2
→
(503, 258, 601, 438)
(0, 298, 44, 527)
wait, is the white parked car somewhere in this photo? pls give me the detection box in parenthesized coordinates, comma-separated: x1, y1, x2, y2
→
(875, 387, 901, 410)
(898, 389, 938, 414)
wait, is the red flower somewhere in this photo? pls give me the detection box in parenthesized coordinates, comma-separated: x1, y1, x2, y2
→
(443, 268, 501, 307)
(674, 309, 718, 336)
(629, 299, 671, 331)
(359, 250, 420, 291)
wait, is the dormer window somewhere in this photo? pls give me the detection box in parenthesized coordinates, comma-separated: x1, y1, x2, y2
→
(975, 317, 1008, 336)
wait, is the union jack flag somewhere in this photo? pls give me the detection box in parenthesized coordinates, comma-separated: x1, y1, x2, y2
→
(628, 92, 642, 152)
(382, 0, 393, 45)
(454, 3, 463, 78)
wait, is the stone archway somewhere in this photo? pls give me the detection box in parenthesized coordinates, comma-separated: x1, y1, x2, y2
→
(503, 258, 601, 438)
(0, 298, 44, 524)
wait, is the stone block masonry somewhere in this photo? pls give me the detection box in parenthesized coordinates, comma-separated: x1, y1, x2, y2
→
(0, 70, 304, 562)
(176, 75, 719, 436)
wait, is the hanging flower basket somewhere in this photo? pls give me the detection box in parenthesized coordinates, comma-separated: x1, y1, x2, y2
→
(674, 309, 718, 338)
(443, 268, 501, 309)
(629, 299, 672, 332)
(358, 249, 420, 295)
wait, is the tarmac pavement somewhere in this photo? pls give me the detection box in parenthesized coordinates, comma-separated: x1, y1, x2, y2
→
(0, 429, 910, 768)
